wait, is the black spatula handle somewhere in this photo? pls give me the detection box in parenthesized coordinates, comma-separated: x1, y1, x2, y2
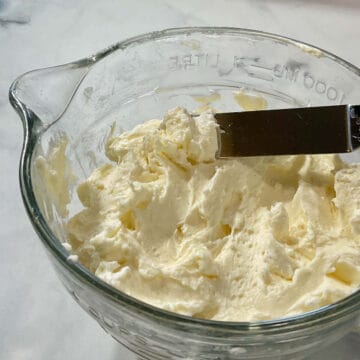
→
(350, 105, 360, 150)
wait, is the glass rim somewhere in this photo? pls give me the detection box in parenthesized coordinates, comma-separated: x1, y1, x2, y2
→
(10, 26, 360, 333)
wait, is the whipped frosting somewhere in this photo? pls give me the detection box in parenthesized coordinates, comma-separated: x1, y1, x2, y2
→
(67, 107, 360, 321)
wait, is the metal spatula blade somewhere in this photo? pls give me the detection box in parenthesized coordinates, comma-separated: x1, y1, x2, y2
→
(215, 105, 360, 157)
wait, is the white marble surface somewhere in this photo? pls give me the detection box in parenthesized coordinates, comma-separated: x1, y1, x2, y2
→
(1, 0, 360, 359)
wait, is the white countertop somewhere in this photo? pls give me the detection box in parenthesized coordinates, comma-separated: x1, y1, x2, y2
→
(1, 1, 360, 359)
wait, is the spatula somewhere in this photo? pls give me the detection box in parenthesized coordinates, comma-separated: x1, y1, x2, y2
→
(215, 105, 360, 157)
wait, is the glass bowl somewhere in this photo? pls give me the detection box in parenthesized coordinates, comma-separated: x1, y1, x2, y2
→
(9, 27, 360, 359)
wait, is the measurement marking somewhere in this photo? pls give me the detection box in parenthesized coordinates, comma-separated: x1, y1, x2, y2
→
(250, 64, 274, 71)
(248, 72, 273, 82)
(233, 56, 273, 81)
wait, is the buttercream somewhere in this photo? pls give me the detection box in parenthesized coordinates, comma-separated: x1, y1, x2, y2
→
(67, 107, 360, 321)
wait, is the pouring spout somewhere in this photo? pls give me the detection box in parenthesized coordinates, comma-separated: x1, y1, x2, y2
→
(9, 58, 93, 134)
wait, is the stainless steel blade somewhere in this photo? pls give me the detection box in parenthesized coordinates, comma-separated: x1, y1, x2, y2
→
(215, 105, 360, 157)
